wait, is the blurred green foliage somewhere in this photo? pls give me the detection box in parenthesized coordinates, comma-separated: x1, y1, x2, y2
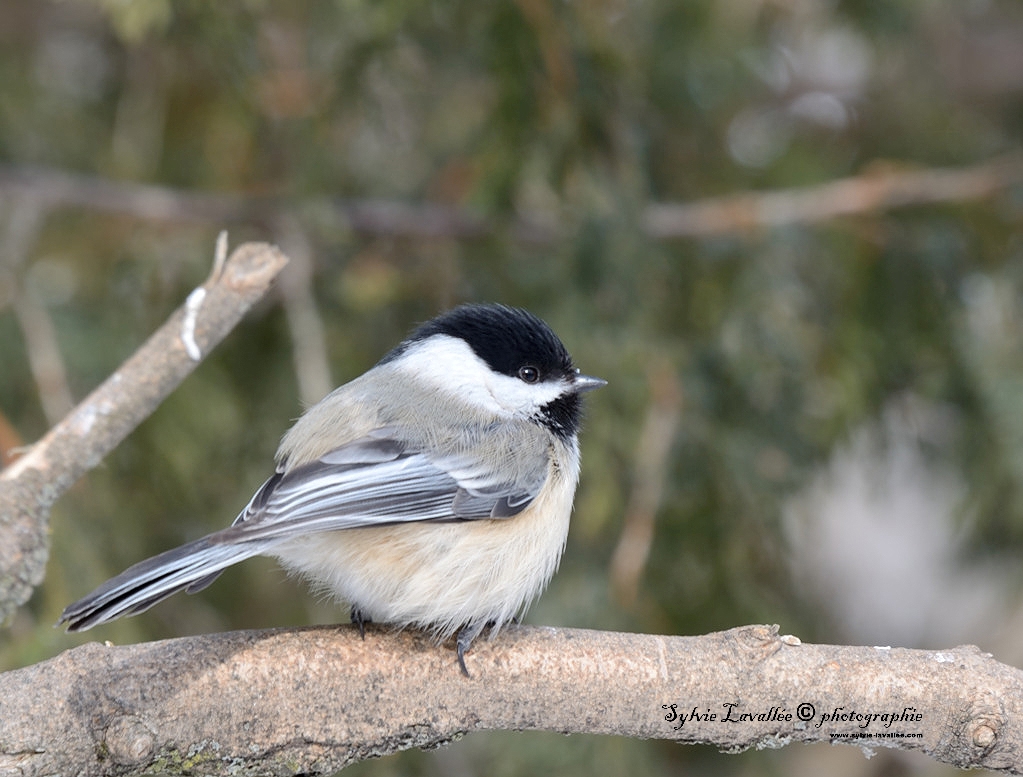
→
(2, 0, 1023, 774)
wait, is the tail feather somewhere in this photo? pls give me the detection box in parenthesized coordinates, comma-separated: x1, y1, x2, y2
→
(58, 534, 276, 632)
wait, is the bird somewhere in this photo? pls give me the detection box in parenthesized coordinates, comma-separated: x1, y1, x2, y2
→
(59, 303, 605, 674)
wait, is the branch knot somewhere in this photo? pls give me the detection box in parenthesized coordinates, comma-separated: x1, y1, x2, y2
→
(104, 716, 156, 766)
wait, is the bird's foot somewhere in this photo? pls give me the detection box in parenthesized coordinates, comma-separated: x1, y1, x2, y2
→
(455, 621, 488, 677)
(350, 606, 372, 639)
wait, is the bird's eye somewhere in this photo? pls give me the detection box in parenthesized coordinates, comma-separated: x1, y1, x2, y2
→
(518, 365, 540, 383)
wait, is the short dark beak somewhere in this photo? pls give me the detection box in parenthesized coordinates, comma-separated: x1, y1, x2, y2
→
(572, 373, 607, 393)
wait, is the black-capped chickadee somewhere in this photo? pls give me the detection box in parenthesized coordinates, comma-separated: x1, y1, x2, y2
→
(59, 303, 604, 674)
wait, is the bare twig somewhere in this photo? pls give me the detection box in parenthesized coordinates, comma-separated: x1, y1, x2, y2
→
(11, 295, 75, 425)
(0, 624, 1019, 776)
(275, 215, 333, 405)
(610, 365, 682, 606)
(0, 166, 504, 240)
(0, 166, 251, 225)
(1, 155, 1019, 244)
(1, 195, 75, 425)
(0, 241, 289, 623)
(644, 154, 1023, 238)
(0, 192, 47, 274)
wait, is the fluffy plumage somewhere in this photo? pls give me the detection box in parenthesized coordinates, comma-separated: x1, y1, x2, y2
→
(59, 304, 603, 674)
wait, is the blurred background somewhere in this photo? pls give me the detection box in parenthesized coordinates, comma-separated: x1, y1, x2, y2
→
(2, 0, 1023, 774)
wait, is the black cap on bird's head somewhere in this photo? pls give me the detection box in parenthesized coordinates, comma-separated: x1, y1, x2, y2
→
(384, 304, 605, 438)
(406, 304, 573, 380)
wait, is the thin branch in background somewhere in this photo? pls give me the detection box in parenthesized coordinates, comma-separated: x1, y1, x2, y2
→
(0, 166, 501, 239)
(0, 240, 290, 623)
(11, 294, 75, 426)
(0, 194, 47, 272)
(610, 363, 682, 607)
(0, 154, 1019, 244)
(275, 215, 333, 405)
(1, 196, 75, 425)
(0, 166, 251, 225)
(643, 153, 1023, 238)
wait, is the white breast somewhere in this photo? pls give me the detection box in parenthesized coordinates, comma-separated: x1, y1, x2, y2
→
(270, 441, 580, 640)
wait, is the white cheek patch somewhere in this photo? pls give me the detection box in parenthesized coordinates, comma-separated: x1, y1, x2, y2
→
(484, 371, 567, 415)
(397, 335, 567, 417)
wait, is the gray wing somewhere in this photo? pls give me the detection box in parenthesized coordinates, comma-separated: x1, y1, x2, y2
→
(58, 430, 545, 632)
(224, 431, 545, 542)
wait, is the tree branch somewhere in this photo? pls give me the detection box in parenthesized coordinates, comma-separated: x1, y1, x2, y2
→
(1, 154, 1020, 243)
(0, 194, 74, 426)
(0, 166, 502, 240)
(0, 624, 1019, 775)
(644, 154, 1023, 238)
(0, 240, 289, 623)
(610, 363, 682, 607)
(274, 214, 334, 405)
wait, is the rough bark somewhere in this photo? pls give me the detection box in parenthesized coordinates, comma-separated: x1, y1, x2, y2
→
(0, 624, 1019, 776)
